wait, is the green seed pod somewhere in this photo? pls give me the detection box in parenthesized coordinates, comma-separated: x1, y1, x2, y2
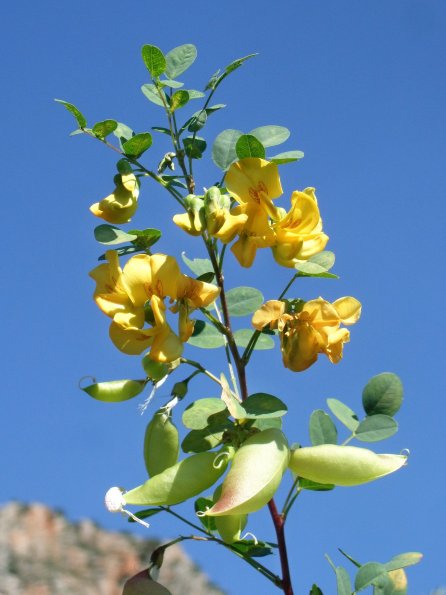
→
(124, 447, 234, 506)
(144, 410, 179, 477)
(205, 428, 290, 517)
(142, 356, 168, 382)
(288, 444, 407, 486)
(81, 379, 145, 403)
(212, 484, 247, 544)
(122, 569, 172, 595)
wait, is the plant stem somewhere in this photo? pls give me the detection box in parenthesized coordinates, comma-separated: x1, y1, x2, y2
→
(180, 358, 222, 386)
(268, 500, 294, 595)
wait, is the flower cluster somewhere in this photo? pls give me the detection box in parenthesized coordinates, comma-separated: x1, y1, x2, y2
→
(173, 158, 328, 268)
(89, 250, 220, 362)
(252, 296, 361, 372)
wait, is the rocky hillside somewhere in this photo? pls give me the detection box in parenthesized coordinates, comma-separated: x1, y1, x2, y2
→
(0, 502, 223, 595)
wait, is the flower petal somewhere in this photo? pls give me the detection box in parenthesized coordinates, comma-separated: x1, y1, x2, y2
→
(332, 297, 362, 325)
(252, 300, 285, 330)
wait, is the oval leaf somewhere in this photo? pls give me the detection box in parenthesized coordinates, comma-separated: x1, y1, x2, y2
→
(226, 286, 264, 317)
(123, 132, 153, 158)
(94, 224, 137, 245)
(92, 119, 118, 139)
(234, 329, 275, 350)
(385, 552, 423, 572)
(243, 393, 287, 419)
(355, 415, 398, 442)
(362, 373, 403, 417)
(187, 322, 225, 348)
(82, 379, 145, 402)
(182, 398, 229, 430)
(141, 83, 166, 107)
(336, 566, 352, 595)
(235, 134, 266, 159)
(355, 562, 388, 591)
(181, 428, 226, 453)
(181, 253, 213, 277)
(141, 45, 166, 77)
(309, 410, 338, 445)
(250, 125, 290, 147)
(212, 129, 243, 170)
(55, 99, 87, 128)
(295, 251, 336, 275)
(270, 150, 305, 164)
(165, 44, 197, 78)
(170, 90, 189, 112)
(326, 398, 359, 432)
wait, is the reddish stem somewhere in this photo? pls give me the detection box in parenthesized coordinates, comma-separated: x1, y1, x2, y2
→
(268, 500, 294, 595)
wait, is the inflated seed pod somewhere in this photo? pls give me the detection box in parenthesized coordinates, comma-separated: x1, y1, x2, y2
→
(205, 428, 290, 517)
(288, 444, 407, 486)
(123, 569, 172, 595)
(144, 410, 179, 477)
(124, 447, 234, 506)
(212, 484, 247, 544)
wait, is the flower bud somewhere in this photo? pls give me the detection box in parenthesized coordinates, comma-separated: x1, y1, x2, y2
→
(289, 444, 407, 486)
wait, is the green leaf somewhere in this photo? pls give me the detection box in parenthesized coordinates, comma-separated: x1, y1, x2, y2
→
(309, 410, 338, 445)
(116, 158, 133, 175)
(354, 414, 398, 442)
(141, 83, 166, 107)
(122, 132, 153, 158)
(309, 585, 323, 595)
(299, 478, 334, 491)
(159, 78, 184, 88)
(372, 573, 395, 595)
(225, 286, 264, 317)
(152, 126, 171, 135)
(113, 122, 134, 149)
(182, 398, 229, 430)
(235, 134, 266, 159)
(224, 53, 257, 76)
(94, 224, 137, 245)
(384, 552, 423, 572)
(92, 119, 118, 139)
(97, 246, 140, 260)
(181, 427, 225, 453)
(141, 44, 166, 77)
(270, 150, 305, 164)
(195, 497, 216, 532)
(188, 109, 208, 132)
(185, 89, 205, 99)
(165, 44, 197, 78)
(170, 90, 189, 112)
(128, 228, 162, 250)
(362, 373, 403, 417)
(181, 253, 213, 277)
(248, 417, 282, 431)
(82, 379, 145, 403)
(230, 540, 275, 558)
(296, 271, 339, 280)
(55, 99, 87, 128)
(212, 129, 243, 170)
(234, 329, 275, 350)
(127, 508, 162, 522)
(335, 566, 352, 595)
(295, 251, 336, 275)
(326, 398, 360, 432)
(250, 125, 290, 147)
(242, 393, 287, 419)
(183, 136, 207, 159)
(338, 548, 362, 568)
(187, 323, 225, 348)
(355, 562, 388, 591)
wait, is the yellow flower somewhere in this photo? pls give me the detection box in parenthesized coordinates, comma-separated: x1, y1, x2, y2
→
(90, 173, 139, 224)
(272, 188, 329, 268)
(224, 158, 283, 267)
(252, 296, 361, 372)
(172, 196, 205, 236)
(89, 251, 220, 361)
(203, 187, 248, 243)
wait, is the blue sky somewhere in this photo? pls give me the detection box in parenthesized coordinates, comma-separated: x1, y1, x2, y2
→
(2, 1, 445, 593)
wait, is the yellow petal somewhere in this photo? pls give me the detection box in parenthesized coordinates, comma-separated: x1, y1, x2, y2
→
(225, 158, 282, 211)
(209, 211, 248, 243)
(324, 327, 350, 363)
(332, 297, 362, 325)
(180, 278, 220, 308)
(149, 295, 184, 362)
(150, 254, 184, 299)
(89, 250, 132, 318)
(90, 175, 139, 224)
(173, 212, 203, 236)
(252, 300, 285, 330)
(231, 235, 258, 268)
(121, 254, 152, 307)
(281, 323, 323, 372)
(109, 322, 155, 355)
